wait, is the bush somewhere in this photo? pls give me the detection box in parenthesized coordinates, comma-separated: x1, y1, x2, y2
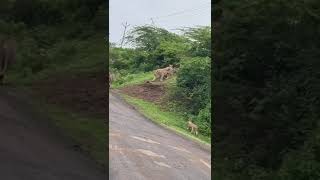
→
(174, 57, 211, 114)
(213, 0, 320, 178)
(277, 132, 320, 180)
(195, 101, 211, 136)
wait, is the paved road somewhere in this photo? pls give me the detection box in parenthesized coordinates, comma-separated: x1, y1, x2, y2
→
(109, 92, 211, 180)
(0, 88, 106, 180)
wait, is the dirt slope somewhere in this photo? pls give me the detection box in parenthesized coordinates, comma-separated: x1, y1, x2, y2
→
(120, 82, 166, 103)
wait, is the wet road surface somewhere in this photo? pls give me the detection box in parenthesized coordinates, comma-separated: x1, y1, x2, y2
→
(0, 88, 106, 180)
(109, 92, 211, 180)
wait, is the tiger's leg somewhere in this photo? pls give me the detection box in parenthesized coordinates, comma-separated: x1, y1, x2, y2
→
(160, 72, 165, 81)
(152, 75, 157, 81)
(151, 75, 157, 81)
(151, 71, 158, 81)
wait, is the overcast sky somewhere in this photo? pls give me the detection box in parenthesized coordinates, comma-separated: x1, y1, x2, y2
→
(109, 0, 211, 45)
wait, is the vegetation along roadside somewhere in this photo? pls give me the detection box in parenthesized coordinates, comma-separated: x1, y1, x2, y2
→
(110, 25, 211, 146)
(1, 0, 107, 168)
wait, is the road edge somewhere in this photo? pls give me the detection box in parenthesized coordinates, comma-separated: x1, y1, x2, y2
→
(1, 86, 107, 173)
(110, 89, 211, 153)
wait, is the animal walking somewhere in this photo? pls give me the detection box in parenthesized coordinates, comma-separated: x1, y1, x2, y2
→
(187, 120, 198, 136)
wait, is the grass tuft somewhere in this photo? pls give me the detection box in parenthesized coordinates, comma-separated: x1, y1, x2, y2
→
(111, 71, 153, 88)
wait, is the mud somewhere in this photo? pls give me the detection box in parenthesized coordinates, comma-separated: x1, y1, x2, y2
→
(120, 82, 165, 103)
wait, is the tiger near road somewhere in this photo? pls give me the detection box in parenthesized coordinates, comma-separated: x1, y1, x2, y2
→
(152, 64, 176, 82)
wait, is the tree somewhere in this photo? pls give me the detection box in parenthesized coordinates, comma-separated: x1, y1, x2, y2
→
(183, 26, 211, 57)
(126, 25, 178, 52)
(214, 0, 320, 179)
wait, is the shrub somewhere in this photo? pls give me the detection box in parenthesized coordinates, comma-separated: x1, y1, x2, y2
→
(195, 101, 211, 136)
(175, 56, 211, 114)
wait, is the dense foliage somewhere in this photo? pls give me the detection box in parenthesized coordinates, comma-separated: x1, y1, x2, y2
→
(110, 25, 211, 137)
(213, 0, 320, 179)
(0, 0, 107, 82)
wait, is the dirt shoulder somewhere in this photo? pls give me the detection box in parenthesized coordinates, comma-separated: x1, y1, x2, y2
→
(116, 80, 211, 147)
(0, 87, 106, 179)
(19, 71, 107, 167)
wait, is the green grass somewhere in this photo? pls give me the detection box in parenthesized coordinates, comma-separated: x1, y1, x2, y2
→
(6, 34, 106, 85)
(17, 86, 106, 167)
(30, 97, 107, 168)
(48, 107, 106, 167)
(5, 33, 107, 168)
(122, 94, 211, 145)
(111, 71, 153, 88)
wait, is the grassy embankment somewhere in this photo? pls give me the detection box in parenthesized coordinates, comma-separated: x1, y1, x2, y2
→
(8, 35, 107, 168)
(7, 35, 106, 85)
(43, 104, 106, 167)
(113, 73, 211, 146)
(111, 71, 153, 88)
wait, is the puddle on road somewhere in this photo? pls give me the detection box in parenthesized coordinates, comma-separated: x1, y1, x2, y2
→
(130, 136, 161, 145)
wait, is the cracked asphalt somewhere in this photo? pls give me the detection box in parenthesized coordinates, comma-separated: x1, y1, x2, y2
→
(109, 92, 211, 180)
